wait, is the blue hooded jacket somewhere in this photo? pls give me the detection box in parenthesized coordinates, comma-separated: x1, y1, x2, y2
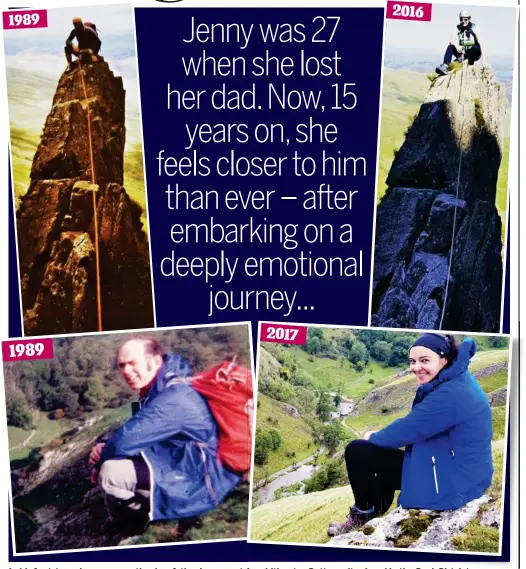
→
(369, 338, 493, 510)
(99, 355, 241, 520)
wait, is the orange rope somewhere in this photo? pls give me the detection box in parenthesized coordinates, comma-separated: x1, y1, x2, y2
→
(78, 59, 103, 332)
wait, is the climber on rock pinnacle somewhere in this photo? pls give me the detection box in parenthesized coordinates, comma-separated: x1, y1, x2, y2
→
(436, 10, 485, 76)
(65, 17, 102, 72)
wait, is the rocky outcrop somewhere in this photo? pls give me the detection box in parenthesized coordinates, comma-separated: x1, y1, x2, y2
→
(372, 65, 506, 332)
(279, 403, 301, 419)
(473, 362, 508, 380)
(328, 495, 495, 550)
(354, 378, 416, 417)
(487, 386, 507, 407)
(17, 61, 154, 335)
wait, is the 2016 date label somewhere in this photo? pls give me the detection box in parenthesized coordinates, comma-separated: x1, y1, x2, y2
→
(386, 2, 432, 22)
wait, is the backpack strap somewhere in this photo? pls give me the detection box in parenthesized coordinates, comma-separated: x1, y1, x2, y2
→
(194, 442, 220, 506)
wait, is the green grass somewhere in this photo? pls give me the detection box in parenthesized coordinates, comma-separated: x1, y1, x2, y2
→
(450, 520, 500, 553)
(478, 370, 509, 394)
(287, 346, 405, 398)
(496, 136, 510, 244)
(450, 445, 505, 553)
(345, 410, 407, 436)
(470, 349, 509, 373)
(491, 407, 507, 442)
(9, 405, 131, 465)
(254, 394, 314, 482)
(377, 69, 429, 201)
(135, 485, 249, 544)
(251, 445, 505, 550)
(8, 413, 73, 463)
(346, 395, 507, 441)
(250, 484, 353, 543)
(7, 65, 148, 229)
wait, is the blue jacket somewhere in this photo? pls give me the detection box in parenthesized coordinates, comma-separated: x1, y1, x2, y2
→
(369, 338, 493, 510)
(99, 355, 241, 520)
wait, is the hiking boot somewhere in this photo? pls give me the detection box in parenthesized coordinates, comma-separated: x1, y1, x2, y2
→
(327, 506, 375, 537)
(435, 63, 449, 76)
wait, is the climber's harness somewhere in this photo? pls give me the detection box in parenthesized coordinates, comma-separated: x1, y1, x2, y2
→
(457, 23, 478, 48)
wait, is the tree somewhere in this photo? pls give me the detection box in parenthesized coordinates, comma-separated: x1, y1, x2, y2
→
(291, 370, 314, 388)
(303, 460, 346, 493)
(333, 394, 341, 407)
(389, 333, 416, 366)
(265, 377, 295, 402)
(323, 422, 345, 455)
(487, 336, 508, 348)
(316, 391, 331, 422)
(354, 360, 365, 372)
(305, 336, 322, 355)
(268, 429, 282, 451)
(372, 341, 392, 364)
(6, 390, 34, 430)
(349, 341, 369, 365)
(279, 366, 292, 382)
(254, 431, 273, 465)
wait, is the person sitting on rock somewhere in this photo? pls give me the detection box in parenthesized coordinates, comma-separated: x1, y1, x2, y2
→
(65, 17, 102, 72)
(88, 337, 242, 532)
(436, 10, 485, 76)
(328, 334, 493, 537)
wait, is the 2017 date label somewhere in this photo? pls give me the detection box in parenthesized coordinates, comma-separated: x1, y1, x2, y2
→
(260, 323, 307, 345)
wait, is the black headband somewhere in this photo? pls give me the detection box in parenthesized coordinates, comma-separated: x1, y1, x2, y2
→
(411, 334, 451, 358)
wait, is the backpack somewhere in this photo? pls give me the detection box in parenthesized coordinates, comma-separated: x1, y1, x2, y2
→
(192, 359, 253, 473)
(84, 22, 99, 36)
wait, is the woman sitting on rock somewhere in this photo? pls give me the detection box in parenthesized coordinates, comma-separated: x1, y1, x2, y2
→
(328, 334, 493, 537)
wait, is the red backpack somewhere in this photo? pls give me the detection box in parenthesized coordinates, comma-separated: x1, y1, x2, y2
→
(192, 359, 253, 474)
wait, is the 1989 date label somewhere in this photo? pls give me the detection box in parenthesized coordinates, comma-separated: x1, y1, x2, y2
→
(2, 339, 54, 361)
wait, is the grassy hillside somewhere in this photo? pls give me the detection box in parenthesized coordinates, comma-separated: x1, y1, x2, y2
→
(9, 412, 73, 463)
(346, 347, 509, 438)
(254, 394, 314, 482)
(250, 445, 505, 550)
(250, 484, 353, 544)
(347, 407, 505, 444)
(286, 345, 406, 398)
(470, 349, 509, 372)
(377, 68, 429, 201)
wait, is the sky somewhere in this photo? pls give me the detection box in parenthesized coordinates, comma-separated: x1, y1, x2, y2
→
(3, 4, 140, 106)
(385, 4, 517, 60)
(3, 4, 135, 42)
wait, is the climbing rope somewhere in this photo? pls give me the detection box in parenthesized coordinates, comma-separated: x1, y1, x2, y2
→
(77, 57, 103, 332)
(439, 61, 467, 329)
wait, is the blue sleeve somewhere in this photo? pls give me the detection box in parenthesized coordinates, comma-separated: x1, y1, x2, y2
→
(99, 386, 212, 463)
(369, 388, 460, 449)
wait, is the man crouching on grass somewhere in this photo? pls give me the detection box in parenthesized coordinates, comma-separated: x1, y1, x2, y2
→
(89, 337, 241, 532)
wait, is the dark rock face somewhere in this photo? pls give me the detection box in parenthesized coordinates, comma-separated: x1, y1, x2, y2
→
(372, 66, 506, 332)
(17, 61, 154, 335)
